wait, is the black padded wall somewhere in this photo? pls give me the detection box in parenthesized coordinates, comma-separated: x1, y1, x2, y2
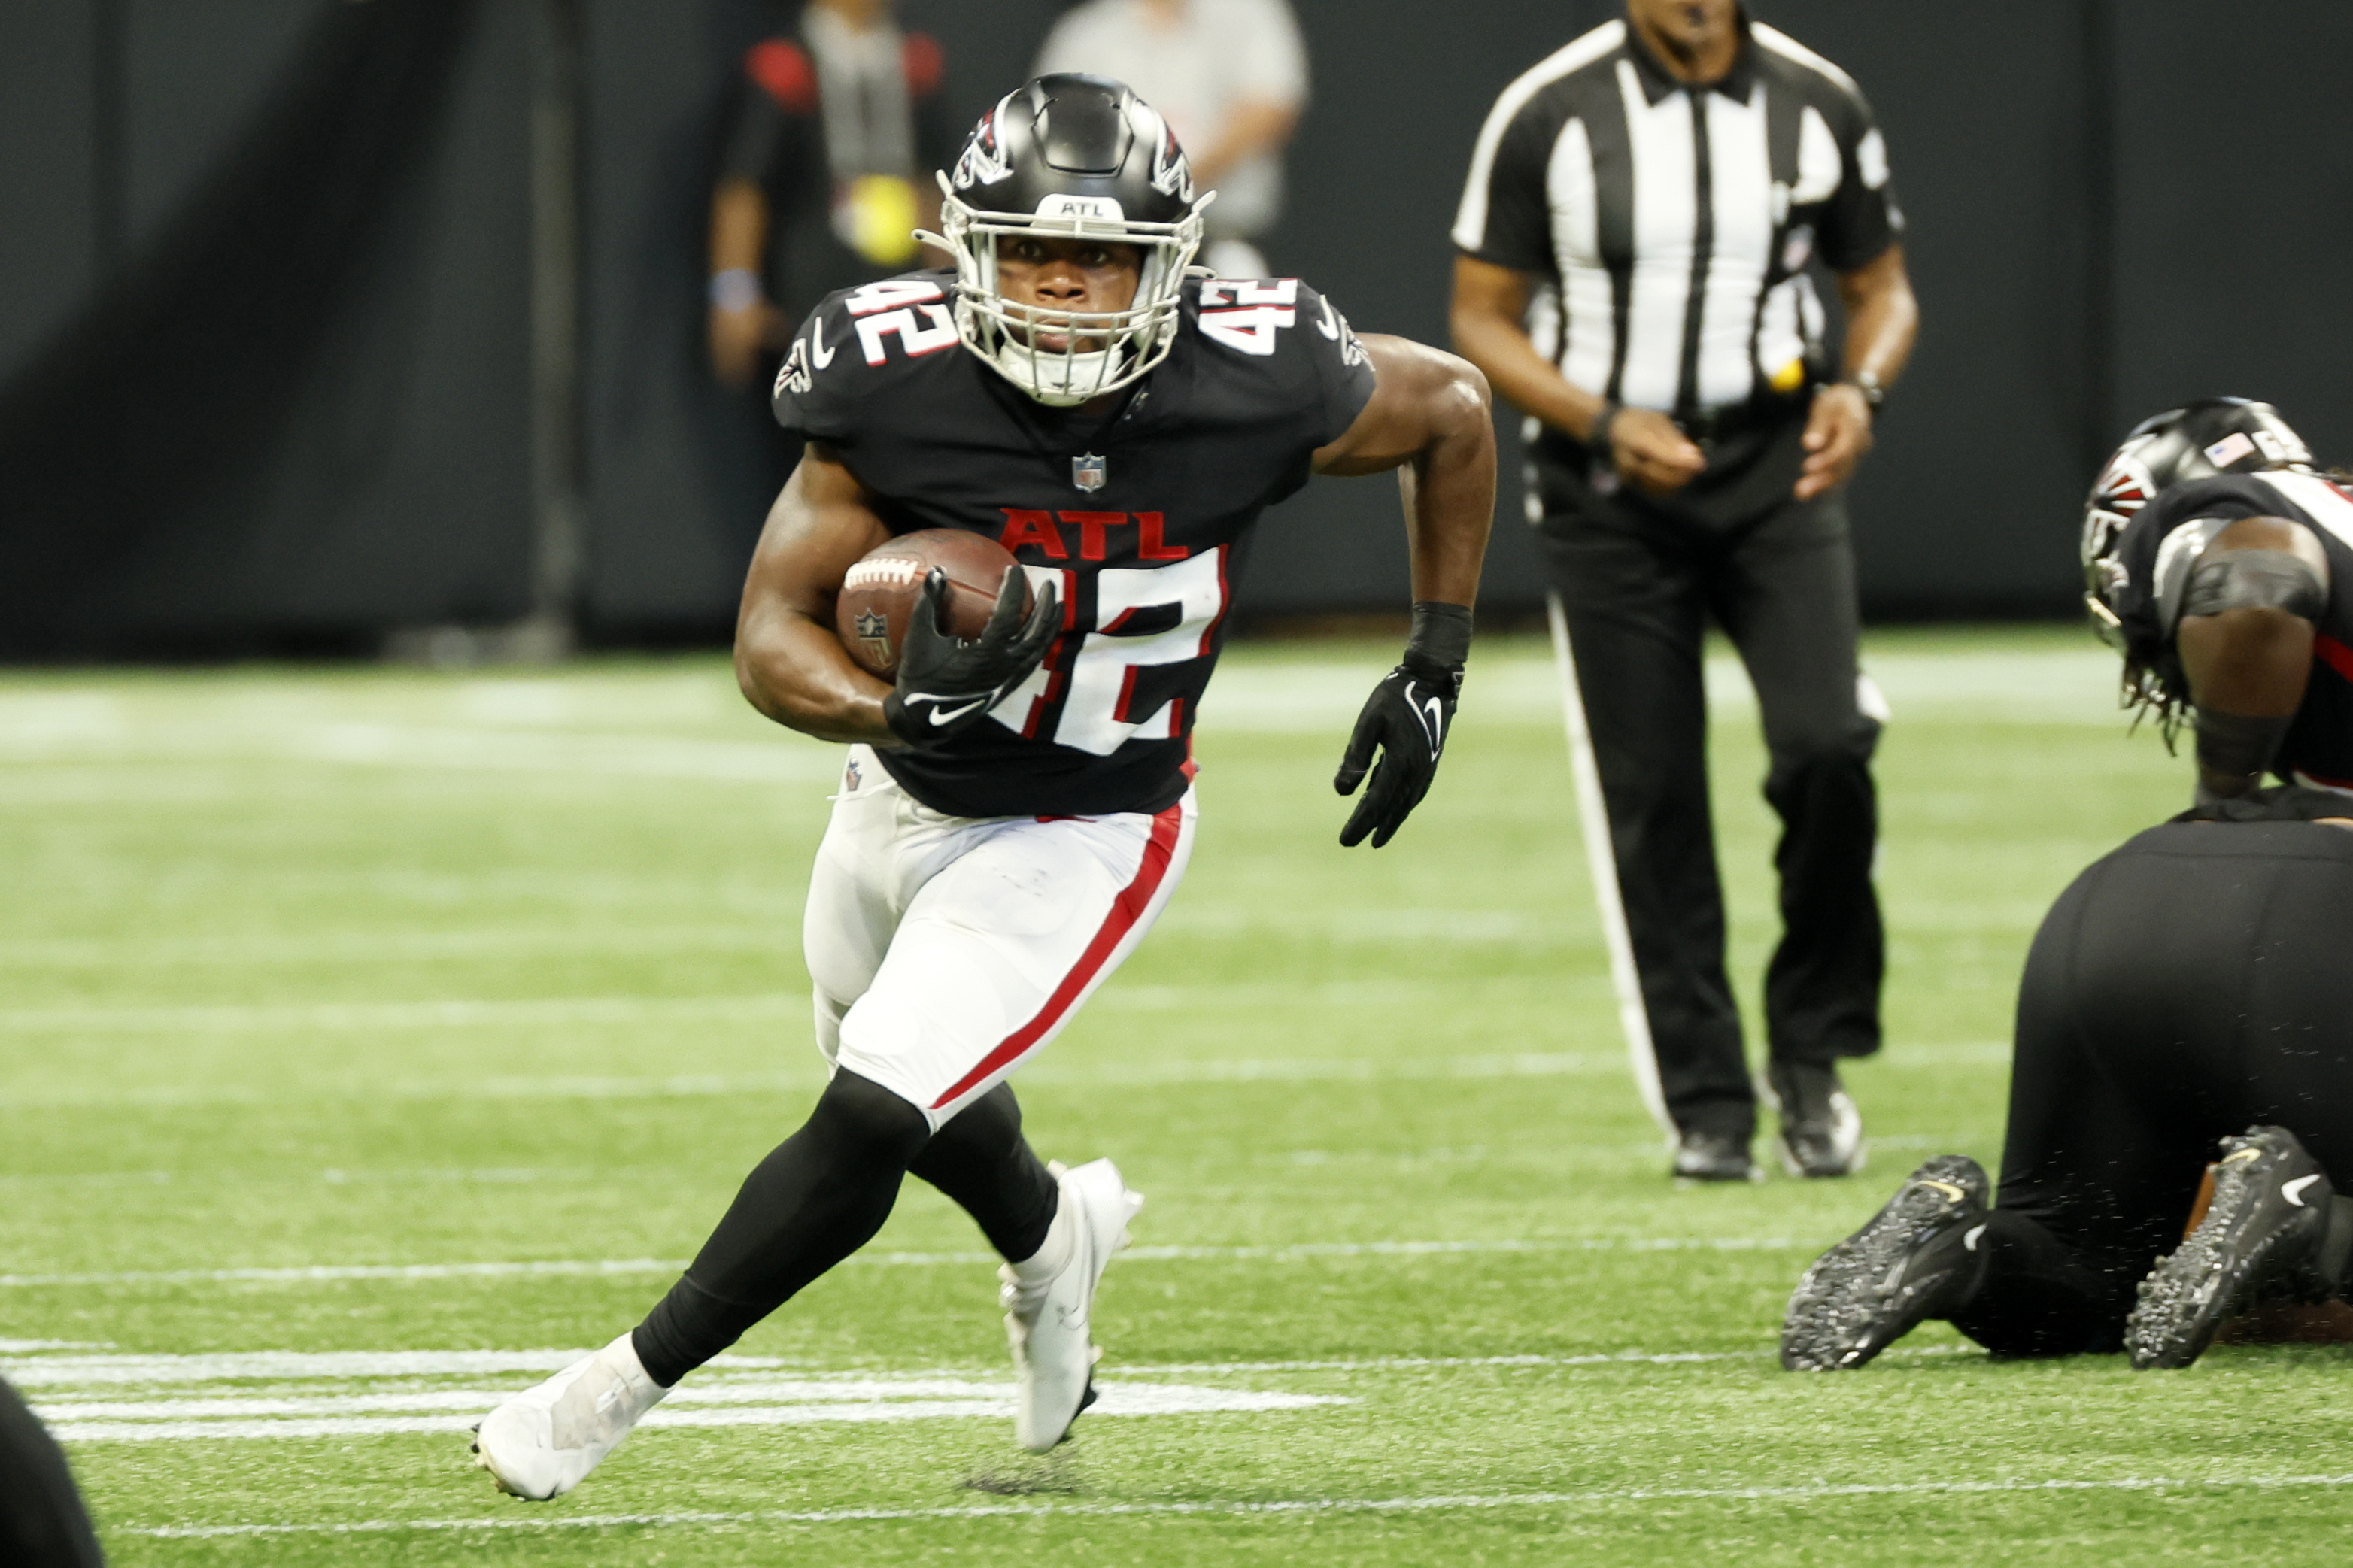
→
(2109, 4, 2353, 471)
(5, 0, 2352, 651)
(0, 0, 530, 656)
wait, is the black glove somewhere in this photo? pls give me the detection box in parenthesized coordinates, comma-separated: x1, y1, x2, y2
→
(1335, 602, 1471, 848)
(883, 567, 1061, 748)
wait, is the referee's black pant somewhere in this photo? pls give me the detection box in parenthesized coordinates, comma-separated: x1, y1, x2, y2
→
(1954, 820, 2353, 1357)
(1536, 415, 1882, 1142)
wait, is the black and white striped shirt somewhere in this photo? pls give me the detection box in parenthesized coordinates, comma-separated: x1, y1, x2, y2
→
(1454, 17, 1899, 427)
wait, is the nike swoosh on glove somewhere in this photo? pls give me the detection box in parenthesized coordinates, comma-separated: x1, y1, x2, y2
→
(883, 566, 1061, 748)
(1334, 654, 1462, 848)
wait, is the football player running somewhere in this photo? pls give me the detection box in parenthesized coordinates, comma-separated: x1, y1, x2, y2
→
(1781, 399, 2353, 1373)
(473, 74, 1494, 1497)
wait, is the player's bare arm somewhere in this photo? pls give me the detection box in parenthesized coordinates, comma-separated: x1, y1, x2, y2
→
(1312, 332, 1495, 606)
(2176, 514, 2330, 800)
(1799, 244, 1918, 502)
(1310, 332, 1498, 848)
(734, 444, 897, 745)
(1450, 256, 1704, 496)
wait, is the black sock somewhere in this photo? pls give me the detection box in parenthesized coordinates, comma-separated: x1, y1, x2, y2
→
(908, 1082, 1059, 1262)
(632, 1071, 930, 1387)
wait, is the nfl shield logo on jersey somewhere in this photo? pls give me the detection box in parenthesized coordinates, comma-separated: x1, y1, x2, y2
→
(1072, 453, 1108, 493)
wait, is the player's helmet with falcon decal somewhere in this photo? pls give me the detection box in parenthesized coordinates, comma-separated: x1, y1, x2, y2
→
(2081, 397, 2313, 649)
(923, 74, 1207, 407)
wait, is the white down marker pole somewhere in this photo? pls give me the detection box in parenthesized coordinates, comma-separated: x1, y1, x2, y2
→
(1545, 591, 1674, 1142)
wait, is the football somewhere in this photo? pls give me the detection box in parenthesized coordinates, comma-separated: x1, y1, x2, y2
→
(834, 529, 1031, 678)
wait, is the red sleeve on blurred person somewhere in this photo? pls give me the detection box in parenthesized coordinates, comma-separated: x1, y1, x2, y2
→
(903, 34, 943, 99)
(746, 39, 817, 114)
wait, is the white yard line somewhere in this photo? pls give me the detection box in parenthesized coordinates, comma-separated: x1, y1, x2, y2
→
(44, 1385, 1343, 1445)
(122, 1471, 2353, 1537)
(0, 1236, 1808, 1291)
(0, 1042, 2010, 1109)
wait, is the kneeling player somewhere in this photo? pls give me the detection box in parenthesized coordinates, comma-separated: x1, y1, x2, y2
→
(1783, 399, 2353, 1371)
(473, 75, 1495, 1497)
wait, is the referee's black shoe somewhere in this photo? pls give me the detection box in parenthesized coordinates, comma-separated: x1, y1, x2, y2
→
(1671, 1128, 1758, 1183)
(1763, 1062, 1865, 1178)
(1781, 1155, 1990, 1370)
(2127, 1125, 2338, 1371)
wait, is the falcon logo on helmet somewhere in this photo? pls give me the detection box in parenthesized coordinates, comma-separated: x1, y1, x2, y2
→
(921, 74, 1210, 408)
(2079, 397, 2313, 652)
(952, 110, 1013, 189)
(1149, 123, 1194, 202)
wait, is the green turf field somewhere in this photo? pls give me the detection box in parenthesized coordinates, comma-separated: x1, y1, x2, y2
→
(4, 626, 2339, 1565)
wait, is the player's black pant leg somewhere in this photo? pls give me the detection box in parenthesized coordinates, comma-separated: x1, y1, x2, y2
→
(633, 1071, 930, 1387)
(1954, 823, 2353, 1355)
(0, 1376, 104, 1568)
(1710, 492, 1883, 1067)
(1538, 516, 1750, 1139)
(907, 1083, 1059, 1263)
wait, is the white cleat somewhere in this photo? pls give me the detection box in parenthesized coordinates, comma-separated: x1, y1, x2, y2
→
(472, 1332, 672, 1500)
(1002, 1157, 1143, 1453)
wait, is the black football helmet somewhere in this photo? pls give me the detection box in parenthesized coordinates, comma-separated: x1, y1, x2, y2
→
(2081, 398, 2313, 648)
(927, 75, 1206, 406)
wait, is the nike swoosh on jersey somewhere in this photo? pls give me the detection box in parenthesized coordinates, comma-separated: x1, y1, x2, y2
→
(810, 317, 836, 368)
(912, 695, 989, 726)
(1316, 296, 1340, 341)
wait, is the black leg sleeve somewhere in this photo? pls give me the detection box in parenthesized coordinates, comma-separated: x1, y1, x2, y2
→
(1712, 491, 1884, 1067)
(1948, 1209, 2126, 1358)
(633, 1071, 930, 1387)
(907, 1082, 1060, 1263)
(0, 1377, 104, 1568)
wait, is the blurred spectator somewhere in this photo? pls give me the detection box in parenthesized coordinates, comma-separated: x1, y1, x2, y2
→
(708, 0, 958, 388)
(1032, 0, 1307, 278)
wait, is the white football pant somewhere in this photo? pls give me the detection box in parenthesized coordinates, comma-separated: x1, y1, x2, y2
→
(804, 745, 1198, 1129)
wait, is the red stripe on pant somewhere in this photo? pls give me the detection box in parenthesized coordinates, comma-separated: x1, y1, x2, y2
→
(930, 802, 1185, 1109)
(2315, 634, 2353, 686)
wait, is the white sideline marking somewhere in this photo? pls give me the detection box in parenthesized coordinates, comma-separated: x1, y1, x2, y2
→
(0, 1236, 1807, 1290)
(121, 1472, 2353, 1537)
(0, 1347, 1783, 1391)
(44, 1384, 1340, 1445)
(8, 1349, 1342, 1445)
(0, 1042, 2011, 1109)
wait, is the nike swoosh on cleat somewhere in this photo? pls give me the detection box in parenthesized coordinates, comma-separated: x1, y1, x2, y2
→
(810, 317, 836, 368)
(1963, 1224, 1987, 1251)
(2283, 1175, 2322, 1207)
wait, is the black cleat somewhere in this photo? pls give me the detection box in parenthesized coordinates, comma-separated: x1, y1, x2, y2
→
(2127, 1125, 2335, 1371)
(1781, 1154, 1990, 1370)
(1765, 1061, 1866, 1178)
(1672, 1128, 1759, 1183)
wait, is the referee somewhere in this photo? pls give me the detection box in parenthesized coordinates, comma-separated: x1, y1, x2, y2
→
(1449, 0, 1917, 1182)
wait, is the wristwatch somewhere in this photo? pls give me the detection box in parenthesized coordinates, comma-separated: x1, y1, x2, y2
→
(1842, 369, 1886, 410)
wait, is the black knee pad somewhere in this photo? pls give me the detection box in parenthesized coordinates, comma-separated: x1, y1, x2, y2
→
(809, 1071, 931, 1166)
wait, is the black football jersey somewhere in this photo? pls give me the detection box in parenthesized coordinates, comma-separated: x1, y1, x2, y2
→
(2102, 469, 2353, 789)
(772, 268, 1379, 818)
